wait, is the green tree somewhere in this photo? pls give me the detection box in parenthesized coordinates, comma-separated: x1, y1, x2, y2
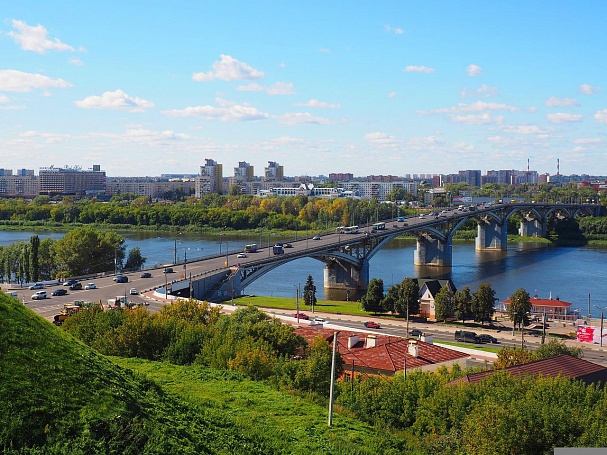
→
(124, 247, 146, 271)
(472, 283, 496, 325)
(454, 286, 473, 323)
(295, 335, 342, 395)
(534, 339, 583, 359)
(54, 226, 125, 276)
(303, 274, 317, 307)
(400, 277, 420, 316)
(508, 288, 532, 330)
(29, 235, 40, 283)
(361, 278, 385, 313)
(433, 286, 454, 321)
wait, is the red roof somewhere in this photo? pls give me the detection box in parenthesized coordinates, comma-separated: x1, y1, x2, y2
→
(501, 297, 572, 308)
(295, 327, 468, 375)
(452, 355, 607, 386)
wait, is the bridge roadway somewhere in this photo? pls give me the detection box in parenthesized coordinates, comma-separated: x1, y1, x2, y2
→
(14, 202, 599, 321)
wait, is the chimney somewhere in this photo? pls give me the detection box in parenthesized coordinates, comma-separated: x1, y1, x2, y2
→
(408, 340, 419, 358)
(348, 334, 359, 349)
(366, 335, 377, 349)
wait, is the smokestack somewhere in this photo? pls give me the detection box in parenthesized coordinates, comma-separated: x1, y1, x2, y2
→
(557, 159, 560, 176)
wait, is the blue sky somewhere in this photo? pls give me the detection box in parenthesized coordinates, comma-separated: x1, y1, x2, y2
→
(1, 1, 606, 177)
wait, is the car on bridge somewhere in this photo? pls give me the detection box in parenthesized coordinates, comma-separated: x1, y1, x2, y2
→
(63, 279, 78, 287)
(129, 288, 138, 295)
(478, 334, 498, 344)
(283, 243, 293, 248)
(364, 321, 381, 329)
(312, 235, 321, 240)
(163, 268, 173, 274)
(409, 329, 424, 337)
(237, 252, 248, 258)
(140, 272, 152, 278)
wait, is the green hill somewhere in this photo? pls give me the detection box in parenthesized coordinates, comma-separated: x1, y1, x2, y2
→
(0, 295, 402, 454)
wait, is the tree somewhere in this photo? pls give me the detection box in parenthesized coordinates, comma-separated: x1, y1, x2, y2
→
(228, 184, 241, 196)
(454, 286, 473, 323)
(387, 278, 419, 317)
(54, 226, 125, 276)
(361, 278, 385, 314)
(471, 283, 496, 325)
(29, 235, 40, 283)
(534, 339, 583, 360)
(303, 274, 316, 307)
(433, 286, 454, 321)
(124, 247, 146, 271)
(508, 288, 532, 330)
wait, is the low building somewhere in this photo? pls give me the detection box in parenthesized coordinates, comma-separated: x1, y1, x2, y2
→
(500, 295, 576, 321)
(417, 278, 457, 320)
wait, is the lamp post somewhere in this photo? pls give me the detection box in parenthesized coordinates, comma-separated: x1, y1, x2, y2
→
(219, 233, 223, 256)
(594, 305, 606, 347)
(294, 284, 300, 322)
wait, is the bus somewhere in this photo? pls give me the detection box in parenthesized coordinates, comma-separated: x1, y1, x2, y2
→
(243, 244, 258, 253)
(342, 225, 359, 234)
(372, 222, 386, 231)
(335, 226, 346, 234)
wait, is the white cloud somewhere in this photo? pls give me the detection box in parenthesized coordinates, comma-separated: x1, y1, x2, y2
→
(162, 102, 271, 122)
(466, 64, 482, 76)
(432, 101, 519, 114)
(385, 25, 404, 35)
(404, 65, 435, 73)
(461, 85, 498, 98)
(407, 136, 446, 149)
(20, 130, 73, 144)
(594, 109, 607, 123)
(75, 90, 154, 112)
(387, 92, 397, 98)
(69, 58, 83, 66)
(501, 125, 550, 135)
(295, 99, 341, 109)
(8, 19, 75, 53)
(119, 129, 190, 144)
(279, 112, 331, 125)
(364, 132, 402, 147)
(319, 47, 331, 53)
(547, 112, 583, 124)
(544, 96, 579, 108)
(573, 137, 602, 145)
(0, 69, 72, 92)
(580, 83, 599, 95)
(266, 82, 295, 95)
(451, 113, 504, 125)
(0, 94, 9, 104)
(237, 83, 264, 92)
(192, 54, 264, 82)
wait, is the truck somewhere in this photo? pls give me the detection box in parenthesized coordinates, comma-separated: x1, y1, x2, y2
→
(272, 245, 284, 255)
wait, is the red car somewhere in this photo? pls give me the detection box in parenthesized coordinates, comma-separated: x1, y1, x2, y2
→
(293, 313, 309, 320)
(364, 321, 380, 329)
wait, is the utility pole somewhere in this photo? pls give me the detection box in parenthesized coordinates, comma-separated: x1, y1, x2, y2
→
(328, 331, 339, 426)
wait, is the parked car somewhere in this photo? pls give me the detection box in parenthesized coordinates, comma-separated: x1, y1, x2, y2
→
(409, 329, 424, 337)
(140, 272, 152, 278)
(163, 267, 173, 274)
(129, 288, 138, 295)
(237, 252, 248, 258)
(63, 279, 78, 287)
(478, 334, 498, 344)
(455, 330, 480, 343)
(29, 283, 44, 290)
(114, 275, 128, 283)
(51, 288, 68, 296)
(293, 313, 309, 320)
(364, 321, 381, 329)
(31, 290, 47, 300)
(69, 282, 83, 291)
(84, 283, 96, 290)
(312, 235, 321, 240)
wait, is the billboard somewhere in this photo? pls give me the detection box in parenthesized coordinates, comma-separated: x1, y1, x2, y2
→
(576, 325, 605, 344)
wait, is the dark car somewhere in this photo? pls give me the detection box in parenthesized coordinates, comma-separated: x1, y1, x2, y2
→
(63, 279, 78, 287)
(163, 267, 174, 274)
(478, 334, 498, 344)
(409, 329, 424, 337)
(364, 321, 381, 329)
(283, 243, 293, 248)
(69, 282, 83, 290)
(293, 313, 309, 320)
(52, 288, 68, 296)
(140, 272, 152, 278)
(114, 275, 128, 283)
(455, 330, 480, 343)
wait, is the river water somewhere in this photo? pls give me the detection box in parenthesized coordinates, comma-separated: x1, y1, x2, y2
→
(2, 230, 605, 317)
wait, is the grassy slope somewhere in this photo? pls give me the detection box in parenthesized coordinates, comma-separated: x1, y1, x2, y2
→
(0, 295, 403, 454)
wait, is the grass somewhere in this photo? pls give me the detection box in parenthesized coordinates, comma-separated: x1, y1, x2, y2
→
(235, 295, 372, 316)
(437, 340, 502, 354)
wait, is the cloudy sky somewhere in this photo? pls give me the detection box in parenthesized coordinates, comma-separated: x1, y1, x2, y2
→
(1, 1, 606, 177)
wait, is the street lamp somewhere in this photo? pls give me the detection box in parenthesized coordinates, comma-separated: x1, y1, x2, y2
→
(594, 305, 606, 347)
(219, 233, 223, 255)
(294, 284, 300, 322)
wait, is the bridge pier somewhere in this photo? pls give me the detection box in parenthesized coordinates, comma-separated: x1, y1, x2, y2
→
(413, 234, 452, 267)
(476, 219, 507, 251)
(323, 258, 369, 293)
(518, 218, 546, 238)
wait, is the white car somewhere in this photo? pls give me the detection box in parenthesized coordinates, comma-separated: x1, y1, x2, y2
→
(31, 290, 47, 300)
(313, 317, 326, 324)
(29, 283, 44, 290)
(237, 252, 248, 258)
(85, 283, 96, 290)
(129, 288, 138, 295)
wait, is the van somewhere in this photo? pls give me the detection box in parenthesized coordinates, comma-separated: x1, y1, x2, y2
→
(455, 330, 479, 343)
(31, 290, 47, 300)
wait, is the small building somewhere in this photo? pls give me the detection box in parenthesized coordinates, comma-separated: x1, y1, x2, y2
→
(417, 278, 457, 320)
(500, 295, 576, 321)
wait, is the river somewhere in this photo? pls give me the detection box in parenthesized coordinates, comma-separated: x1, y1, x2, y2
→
(2, 230, 605, 317)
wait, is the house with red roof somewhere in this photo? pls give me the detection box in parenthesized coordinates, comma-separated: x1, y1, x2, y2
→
(294, 326, 469, 379)
(500, 294, 577, 321)
(450, 354, 607, 387)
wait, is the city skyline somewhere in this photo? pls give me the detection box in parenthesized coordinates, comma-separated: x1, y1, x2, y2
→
(1, 2, 606, 177)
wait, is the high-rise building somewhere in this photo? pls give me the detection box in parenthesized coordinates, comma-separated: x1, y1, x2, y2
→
(195, 159, 223, 196)
(264, 161, 284, 181)
(234, 161, 254, 181)
(39, 165, 106, 196)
